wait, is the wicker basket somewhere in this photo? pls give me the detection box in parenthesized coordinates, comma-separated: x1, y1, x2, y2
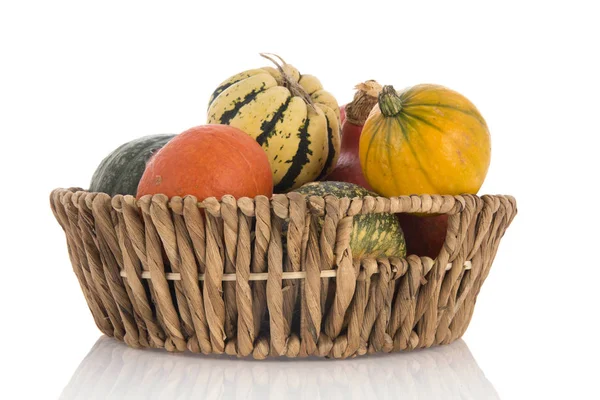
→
(50, 188, 516, 359)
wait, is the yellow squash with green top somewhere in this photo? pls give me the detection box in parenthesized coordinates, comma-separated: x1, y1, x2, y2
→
(359, 85, 491, 196)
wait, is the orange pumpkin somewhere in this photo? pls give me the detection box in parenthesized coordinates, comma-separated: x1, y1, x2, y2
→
(137, 125, 273, 200)
(359, 85, 491, 196)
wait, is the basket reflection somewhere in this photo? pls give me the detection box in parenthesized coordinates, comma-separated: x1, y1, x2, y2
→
(60, 336, 498, 399)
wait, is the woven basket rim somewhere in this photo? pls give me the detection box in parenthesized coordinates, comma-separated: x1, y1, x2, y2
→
(51, 187, 516, 216)
(53, 187, 515, 200)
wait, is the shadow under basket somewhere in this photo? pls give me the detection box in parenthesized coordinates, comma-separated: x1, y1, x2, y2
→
(50, 188, 516, 359)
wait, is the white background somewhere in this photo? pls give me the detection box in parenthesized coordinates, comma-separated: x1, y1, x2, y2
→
(1, 1, 599, 398)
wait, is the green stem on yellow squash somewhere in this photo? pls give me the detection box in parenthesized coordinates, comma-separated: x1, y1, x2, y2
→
(379, 85, 403, 117)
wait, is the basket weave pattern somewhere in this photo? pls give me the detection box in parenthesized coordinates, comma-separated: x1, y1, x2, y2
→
(50, 188, 516, 359)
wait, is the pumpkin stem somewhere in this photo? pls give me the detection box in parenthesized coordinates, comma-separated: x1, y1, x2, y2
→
(345, 80, 382, 125)
(259, 52, 316, 110)
(379, 85, 403, 117)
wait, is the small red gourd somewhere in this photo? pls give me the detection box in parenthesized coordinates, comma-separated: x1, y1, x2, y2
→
(397, 213, 448, 259)
(326, 80, 381, 190)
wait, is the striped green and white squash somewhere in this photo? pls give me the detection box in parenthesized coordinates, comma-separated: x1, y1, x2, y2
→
(207, 54, 341, 192)
(293, 181, 406, 260)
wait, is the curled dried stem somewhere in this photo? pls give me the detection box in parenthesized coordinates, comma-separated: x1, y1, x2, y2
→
(345, 80, 382, 125)
(259, 53, 315, 110)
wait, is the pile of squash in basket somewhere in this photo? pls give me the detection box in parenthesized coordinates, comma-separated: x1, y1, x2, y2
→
(90, 53, 491, 260)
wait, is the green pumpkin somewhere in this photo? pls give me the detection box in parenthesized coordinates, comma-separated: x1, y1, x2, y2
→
(292, 181, 406, 260)
(89, 134, 175, 196)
